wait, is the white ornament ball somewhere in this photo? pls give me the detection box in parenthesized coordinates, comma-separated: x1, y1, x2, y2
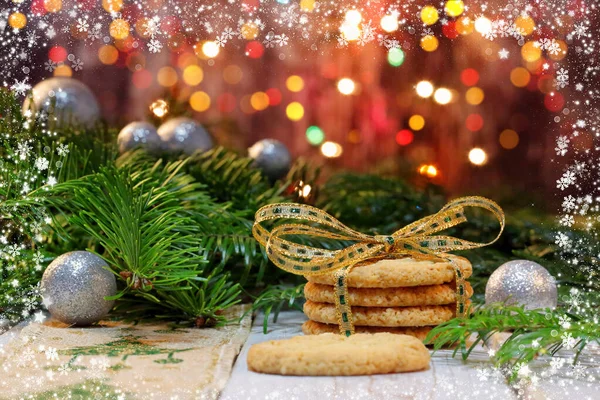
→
(157, 117, 214, 155)
(485, 260, 557, 310)
(248, 139, 292, 180)
(117, 121, 162, 153)
(41, 251, 117, 325)
(22, 77, 100, 126)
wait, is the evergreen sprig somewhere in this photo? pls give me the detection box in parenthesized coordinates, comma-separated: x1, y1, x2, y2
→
(425, 304, 600, 379)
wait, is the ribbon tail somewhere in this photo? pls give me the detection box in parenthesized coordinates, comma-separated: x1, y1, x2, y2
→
(334, 265, 355, 337)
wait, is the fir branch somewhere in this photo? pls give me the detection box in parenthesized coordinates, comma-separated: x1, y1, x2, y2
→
(251, 284, 305, 333)
(425, 304, 600, 380)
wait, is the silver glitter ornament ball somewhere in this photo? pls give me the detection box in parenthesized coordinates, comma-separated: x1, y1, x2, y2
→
(41, 251, 117, 326)
(485, 260, 557, 310)
(157, 117, 214, 155)
(117, 121, 162, 153)
(22, 77, 100, 126)
(248, 139, 292, 180)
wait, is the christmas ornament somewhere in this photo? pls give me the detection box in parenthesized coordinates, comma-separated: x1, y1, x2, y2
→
(485, 260, 557, 310)
(40, 251, 117, 325)
(22, 77, 100, 126)
(248, 139, 291, 180)
(117, 121, 162, 153)
(157, 117, 213, 155)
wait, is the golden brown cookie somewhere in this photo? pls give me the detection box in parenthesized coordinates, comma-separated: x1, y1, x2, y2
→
(303, 300, 458, 327)
(304, 281, 472, 307)
(305, 255, 471, 288)
(247, 332, 430, 376)
(301, 320, 433, 341)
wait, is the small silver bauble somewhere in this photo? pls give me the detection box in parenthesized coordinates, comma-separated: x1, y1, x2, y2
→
(22, 77, 100, 126)
(41, 251, 117, 325)
(248, 139, 292, 180)
(157, 117, 214, 155)
(485, 260, 557, 310)
(117, 121, 162, 153)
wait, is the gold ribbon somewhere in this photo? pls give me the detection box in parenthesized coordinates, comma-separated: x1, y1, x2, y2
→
(253, 196, 504, 336)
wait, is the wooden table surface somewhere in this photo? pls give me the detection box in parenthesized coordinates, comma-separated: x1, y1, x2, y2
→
(220, 311, 600, 400)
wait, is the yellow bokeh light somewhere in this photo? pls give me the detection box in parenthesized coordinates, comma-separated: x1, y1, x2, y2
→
(286, 75, 305, 92)
(345, 10, 362, 25)
(157, 66, 178, 87)
(380, 15, 399, 32)
(465, 87, 485, 105)
(202, 41, 220, 58)
(420, 35, 439, 52)
(53, 64, 72, 77)
(340, 22, 361, 41)
(419, 164, 438, 178)
(150, 99, 168, 118)
(409, 115, 425, 131)
(8, 12, 27, 29)
(548, 40, 567, 61)
(189, 91, 211, 112)
(416, 81, 434, 98)
(183, 65, 204, 86)
(102, 0, 123, 12)
(337, 78, 356, 95)
(444, 1, 464, 17)
(44, 0, 62, 13)
(510, 67, 531, 87)
(98, 45, 119, 65)
(514, 16, 535, 36)
(286, 102, 305, 121)
(521, 41, 542, 62)
(499, 129, 519, 149)
(250, 92, 270, 111)
(241, 22, 259, 40)
(223, 65, 243, 84)
(109, 19, 130, 40)
(421, 6, 439, 25)
(321, 141, 343, 158)
(474, 17, 493, 35)
(300, 0, 315, 12)
(456, 16, 474, 35)
(433, 88, 452, 105)
(468, 148, 487, 165)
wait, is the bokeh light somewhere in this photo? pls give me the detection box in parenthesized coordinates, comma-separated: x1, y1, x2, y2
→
(202, 41, 220, 58)
(53, 65, 72, 77)
(456, 16, 474, 35)
(321, 141, 343, 158)
(387, 48, 405, 67)
(499, 129, 519, 149)
(157, 66, 178, 87)
(344, 10, 362, 25)
(109, 19, 130, 40)
(474, 17, 492, 35)
(44, 0, 62, 13)
(337, 78, 356, 95)
(102, 0, 123, 12)
(396, 129, 414, 146)
(433, 88, 452, 104)
(150, 99, 168, 118)
(286, 102, 305, 121)
(306, 126, 325, 145)
(286, 75, 305, 92)
(468, 148, 487, 165)
(266, 88, 282, 106)
(245, 41, 264, 58)
(380, 15, 399, 32)
(465, 87, 485, 105)
(408, 115, 425, 131)
(183, 65, 204, 86)
(8, 12, 27, 29)
(544, 92, 565, 112)
(444, 0, 464, 17)
(460, 68, 479, 86)
(419, 164, 438, 178)
(250, 92, 270, 111)
(98, 45, 119, 65)
(223, 65, 243, 84)
(416, 81, 434, 98)
(189, 91, 211, 112)
(300, 0, 315, 12)
(514, 15, 535, 36)
(420, 35, 439, 52)
(421, 6, 439, 25)
(510, 67, 531, 87)
(340, 22, 361, 41)
(521, 41, 542, 62)
(465, 114, 484, 131)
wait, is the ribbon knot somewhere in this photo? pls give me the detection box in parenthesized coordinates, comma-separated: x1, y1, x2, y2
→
(253, 196, 505, 336)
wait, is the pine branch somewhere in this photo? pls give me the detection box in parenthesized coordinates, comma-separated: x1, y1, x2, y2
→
(251, 283, 305, 333)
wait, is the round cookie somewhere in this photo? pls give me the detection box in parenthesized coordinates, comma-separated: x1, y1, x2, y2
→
(304, 281, 472, 307)
(305, 255, 471, 288)
(303, 300, 459, 327)
(247, 332, 430, 376)
(302, 320, 433, 341)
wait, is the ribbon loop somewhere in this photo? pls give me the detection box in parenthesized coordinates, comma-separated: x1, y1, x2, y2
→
(253, 196, 505, 335)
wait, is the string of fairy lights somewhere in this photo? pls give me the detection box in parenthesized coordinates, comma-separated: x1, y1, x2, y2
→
(5, 0, 572, 177)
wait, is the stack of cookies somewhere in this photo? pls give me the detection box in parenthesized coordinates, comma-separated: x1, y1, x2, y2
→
(302, 255, 473, 341)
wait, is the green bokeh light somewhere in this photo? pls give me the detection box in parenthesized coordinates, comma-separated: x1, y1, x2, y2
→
(387, 48, 405, 67)
(306, 125, 325, 145)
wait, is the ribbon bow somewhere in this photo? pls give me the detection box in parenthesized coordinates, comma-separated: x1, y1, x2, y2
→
(253, 196, 504, 336)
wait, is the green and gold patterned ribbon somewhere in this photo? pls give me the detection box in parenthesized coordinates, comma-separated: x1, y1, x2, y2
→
(253, 196, 504, 336)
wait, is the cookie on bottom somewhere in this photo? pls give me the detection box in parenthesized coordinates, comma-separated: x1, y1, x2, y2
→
(247, 333, 430, 376)
(302, 320, 432, 341)
(303, 300, 458, 327)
